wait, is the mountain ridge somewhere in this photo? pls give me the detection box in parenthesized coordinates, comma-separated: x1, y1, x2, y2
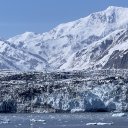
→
(0, 6, 127, 71)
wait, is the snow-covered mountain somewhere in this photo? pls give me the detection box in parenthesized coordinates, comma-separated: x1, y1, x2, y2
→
(0, 39, 51, 71)
(0, 6, 128, 71)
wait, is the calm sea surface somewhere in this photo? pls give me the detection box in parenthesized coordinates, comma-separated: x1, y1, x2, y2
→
(0, 113, 127, 128)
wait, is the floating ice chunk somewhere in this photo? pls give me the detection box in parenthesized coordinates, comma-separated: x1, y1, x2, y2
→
(71, 108, 85, 113)
(64, 120, 68, 123)
(50, 116, 55, 119)
(30, 119, 46, 123)
(97, 122, 113, 125)
(86, 122, 113, 126)
(58, 119, 62, 121)
(86, 123, 97, 125)
(0, 118, 11, 124)
(112, 113, 127, 117)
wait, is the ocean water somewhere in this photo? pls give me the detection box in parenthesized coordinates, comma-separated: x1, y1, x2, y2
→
(0, 113, 127, 128)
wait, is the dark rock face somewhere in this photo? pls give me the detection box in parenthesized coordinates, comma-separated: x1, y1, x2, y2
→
(104, 51, 128, 69)
(0, 70, 128, 113)
(97, 30, 128, 69)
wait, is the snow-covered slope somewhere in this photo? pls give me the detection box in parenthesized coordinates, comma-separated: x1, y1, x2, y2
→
(2, 6, 128, 71)
(0, 39, 51, 71)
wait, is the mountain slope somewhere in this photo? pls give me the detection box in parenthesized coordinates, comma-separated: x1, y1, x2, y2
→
(0, 39, 51, 71)
(1, 6, 128, 71)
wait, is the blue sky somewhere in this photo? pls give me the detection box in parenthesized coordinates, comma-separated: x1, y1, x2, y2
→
(0, 0, 128, 38)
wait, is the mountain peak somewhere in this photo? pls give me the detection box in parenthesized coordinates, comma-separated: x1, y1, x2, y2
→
(105, 6, 128, 14)
(106, 6, 126, 10)
(23, 32, 38, 37)
(107, 6, 120, 10)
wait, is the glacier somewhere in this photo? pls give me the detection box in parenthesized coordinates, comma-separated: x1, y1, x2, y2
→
(0, 70, 128, 113)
